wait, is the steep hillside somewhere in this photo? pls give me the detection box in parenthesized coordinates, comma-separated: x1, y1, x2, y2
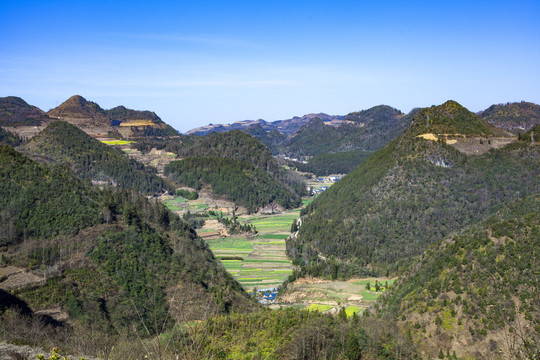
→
(0, 96, 52, 127)
(379, 197, 539, 359)
(0, 146, 254, 355)
(289, 101, 538, 277)
(479, 101, 540, 133)
(22, 121, 173, 195)
(47, 95, 107, 122)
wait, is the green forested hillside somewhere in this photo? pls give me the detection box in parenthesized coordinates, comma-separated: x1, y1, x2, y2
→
(405, 100, 501, 137)
(0, 146, 254, 356)
(289, 101, 539, 277)
(379, 196, 540, 359)
(177, 130, 281, 171)
(23, 121, 173, 195)
(479, 101, 540, 133)
(154, 130, 305, 210)
(0, 144, 101, 244)
(165, 156, 302, 212)
(0, 127, 23, 147)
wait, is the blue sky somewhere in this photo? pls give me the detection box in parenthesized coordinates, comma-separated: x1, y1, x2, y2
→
(1, 0, 539, 132)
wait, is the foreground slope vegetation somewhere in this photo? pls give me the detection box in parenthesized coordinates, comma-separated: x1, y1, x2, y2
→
(379, 196, 540, 359)
(22, 121, 173, 195)
(289, 101, 538, 276)
(0, 145, 254, 357)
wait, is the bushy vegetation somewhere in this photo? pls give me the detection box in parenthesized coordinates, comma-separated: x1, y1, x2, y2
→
(165, 156, 301, 212)
(380, 197, 540, 359)
(175, 188, 198, 200)
(0, 126, 23, 147)
(23, 121, 173, 195)
(141, 308, 418, 359)
(208, 210, 256, 234)
(290, 101, 539, 275)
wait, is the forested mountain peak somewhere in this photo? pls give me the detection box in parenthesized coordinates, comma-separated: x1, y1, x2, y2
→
(406, 100, 501, 139)
(295, 117, 326, 132)
(107, 105, 161, 123)
(164, 129, 306, 211)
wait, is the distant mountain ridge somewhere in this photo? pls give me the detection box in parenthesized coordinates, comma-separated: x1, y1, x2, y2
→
(185, 112, 344, 136)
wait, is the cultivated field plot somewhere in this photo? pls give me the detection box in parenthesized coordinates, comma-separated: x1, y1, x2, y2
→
(245, 213, 299, 233)
(206, 237, 253, 259)
(163, 196, 209, 214)
(277, 277, 395, 316)
(163, 197, 188, 211)
(203, 211, 299, 290)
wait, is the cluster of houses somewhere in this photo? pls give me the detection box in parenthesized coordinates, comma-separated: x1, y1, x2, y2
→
(250, 287, 278, 304)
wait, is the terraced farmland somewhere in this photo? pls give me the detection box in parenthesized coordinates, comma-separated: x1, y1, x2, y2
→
(204, 211, 300, 290)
